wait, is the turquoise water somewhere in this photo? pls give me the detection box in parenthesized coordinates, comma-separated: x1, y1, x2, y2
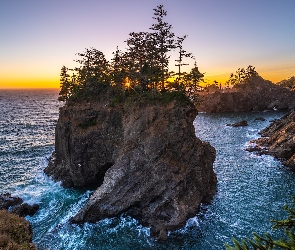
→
(0, 89, 294, 249)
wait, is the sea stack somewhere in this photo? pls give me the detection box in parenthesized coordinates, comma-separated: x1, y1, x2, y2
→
(45, 97, 217, 240)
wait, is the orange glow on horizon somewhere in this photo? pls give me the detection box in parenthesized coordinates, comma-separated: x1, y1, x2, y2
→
(0, 78, 60, 89)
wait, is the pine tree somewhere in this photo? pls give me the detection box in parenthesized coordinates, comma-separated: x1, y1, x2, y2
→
(58, 65, 71, 101)
(74, 48, 110, 94)
(184, 62, 204, 101)
(149, 4, 176, 91)
(225, 196, 295, 250)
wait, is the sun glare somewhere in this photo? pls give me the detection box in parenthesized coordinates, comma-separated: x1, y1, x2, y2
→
(123, 77, 131, 88)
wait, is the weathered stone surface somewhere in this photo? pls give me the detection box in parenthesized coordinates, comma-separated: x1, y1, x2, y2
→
(0, 193, 39, 217)
(247, 111, 295, 169)
(197, 76, 295, 113)
(44, 101, 123, 187)
(45, 99, 217, 240)
(10, 203, 39, 217)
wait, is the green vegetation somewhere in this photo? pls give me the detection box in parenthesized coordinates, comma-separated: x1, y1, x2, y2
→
(58, 5, 204, 105)
(225, 196, 295, 250)
(0, 210, 36, 250)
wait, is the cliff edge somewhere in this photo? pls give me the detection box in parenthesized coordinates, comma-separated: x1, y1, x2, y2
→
(247, 110, 295, 169)
(45, 98, 217, 240)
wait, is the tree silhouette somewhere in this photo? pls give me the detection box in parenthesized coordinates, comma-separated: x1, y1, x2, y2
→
(174, 35, 194, 89)
(74, 48, 110, 93)
(227, 65, 258, 86)
(184, 62, 204, 101)
(149, 4, 176, 91)
(58, 5, 204, 104)
(58, 66, 71, 101)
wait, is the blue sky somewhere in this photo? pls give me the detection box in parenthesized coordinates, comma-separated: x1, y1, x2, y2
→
(0, 0, 294, 88)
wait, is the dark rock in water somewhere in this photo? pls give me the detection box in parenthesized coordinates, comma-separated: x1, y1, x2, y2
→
(196, 76, 295, 113)
(248, 110, 295, 169)
(46, 99, 217, 240)
(10, 203, 39, 217)
(227, 120, 248, 127)
(0, 193, 39, 217)
(0, 193, 23, 210)
(0, 210, 37, 249)
(254, 117, 265, 121)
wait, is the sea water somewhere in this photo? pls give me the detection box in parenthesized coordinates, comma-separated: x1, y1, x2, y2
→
(0, 89, 294, 250)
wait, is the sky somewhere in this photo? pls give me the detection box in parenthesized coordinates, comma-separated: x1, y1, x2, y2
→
(0, 0, 294, 89)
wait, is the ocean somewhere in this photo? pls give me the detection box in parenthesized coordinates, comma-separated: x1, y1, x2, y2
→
(0, 89, 294, 249)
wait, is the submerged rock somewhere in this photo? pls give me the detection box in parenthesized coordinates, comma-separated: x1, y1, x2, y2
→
(247, 110, 295, 169)
(45, 98, 217, 240)
(227, 120, 248, 127)
(254, 117, 266, 121)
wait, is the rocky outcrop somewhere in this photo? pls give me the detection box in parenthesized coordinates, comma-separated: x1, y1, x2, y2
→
(0, 193, 39, 217)
(45, 99, 217, 240)
(197, 76, 295, 113)
(0, 210, 36, 250)
(0, 193, 38, 249)
(0, 193, 22, 210)
(247, 111, 295, 169)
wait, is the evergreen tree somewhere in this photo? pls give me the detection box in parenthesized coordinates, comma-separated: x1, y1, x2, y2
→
(58, 65, 71, 101)
(74, 48, 110, 93)
(227, 65, 258, 86)
(225, 197, 295, 250)
(125, 31, 152, 91)
(111, 46, 127, 90)
(174, 35, 193, 87)
(150, 4, 176, 91)
(184, 62, 204, 101)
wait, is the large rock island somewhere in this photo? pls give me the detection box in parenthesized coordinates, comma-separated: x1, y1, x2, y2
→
(197, 76, 295, 113)
(45, 97, 217, 240)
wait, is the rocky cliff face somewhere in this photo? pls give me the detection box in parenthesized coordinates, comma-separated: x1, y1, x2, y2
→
(247, 110, 295, 169)
(45, 99, 217, 240)
(197, 76, 295, 113)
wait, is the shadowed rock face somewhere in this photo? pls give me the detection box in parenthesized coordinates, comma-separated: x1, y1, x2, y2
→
(45, 100, 217, 240)
(197, 76, 295, 113)
(249, 110, 295, 169)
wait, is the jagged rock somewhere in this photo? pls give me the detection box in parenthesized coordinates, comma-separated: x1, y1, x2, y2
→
(10, 203, 39, 217)
(196, 76, 295, 113)
(0, 193, 39, 217)
(248, 110, 295, 169)
(45, 99, 217, 240)
(0, 193, 23, 210)
(227, 120, 248, 127)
